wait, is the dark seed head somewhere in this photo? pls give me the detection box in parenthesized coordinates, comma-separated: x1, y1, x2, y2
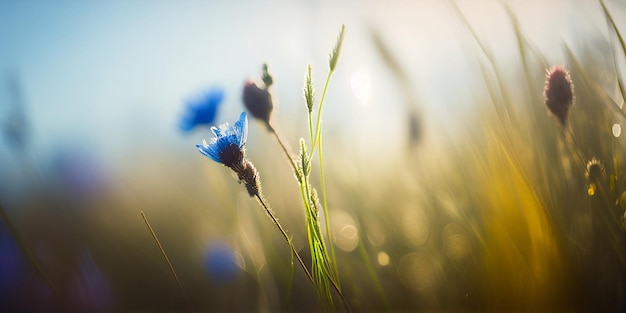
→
(238, 160, 261, 197)
(219, 143, 245, 172)
(242, 81, 273, 128)
(544, 66, 574, 126)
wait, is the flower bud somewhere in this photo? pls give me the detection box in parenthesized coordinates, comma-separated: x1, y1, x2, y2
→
(586, 158, 606, 183)
(544, 66, 574, 126)
(242, 80, 273, 128)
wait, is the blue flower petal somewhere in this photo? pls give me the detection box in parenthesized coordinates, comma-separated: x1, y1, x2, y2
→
(211, 125, 223, 137)
(234, 112, 248, 148)
(197, 141, 221, 163)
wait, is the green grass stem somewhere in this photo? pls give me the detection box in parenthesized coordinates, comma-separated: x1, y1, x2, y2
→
(600, 0, 626, 106)
(311, 71, 333, 154)
(315, 130, 339, 284)
(450, 0, 515, 119)
(268, 120, 343, 310)
(564, 45, 626, 121)
(308, 62, 341, 293)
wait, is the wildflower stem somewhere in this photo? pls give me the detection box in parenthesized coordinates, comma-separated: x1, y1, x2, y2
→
(140, 211, 193, 311)
(286, 242, 295, 310)
(254, 193, 315, 285)
(268, 123, 299, 175)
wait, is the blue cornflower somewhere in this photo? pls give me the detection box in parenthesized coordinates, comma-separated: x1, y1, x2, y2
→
(196, 112, 248, 169)
(196, 112, 260, 197)
(180, 86, 225, 132)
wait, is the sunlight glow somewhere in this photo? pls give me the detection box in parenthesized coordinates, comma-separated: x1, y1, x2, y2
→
(351, 68, 372, 106)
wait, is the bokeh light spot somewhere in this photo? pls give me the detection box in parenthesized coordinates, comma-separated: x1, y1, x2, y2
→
(442, 222, 470, 261)
(612, 123, 621, 138)
(398, 252, 436, 292)
(401, 204, 430, 246)
(338, 225, 359, 252)
(331, 210, 359, 252)
(377, 251, 390, 266)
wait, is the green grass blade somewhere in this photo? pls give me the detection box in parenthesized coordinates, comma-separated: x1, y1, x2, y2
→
(600, 0, 626, 108)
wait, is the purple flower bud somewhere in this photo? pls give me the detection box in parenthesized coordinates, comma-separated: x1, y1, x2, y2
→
(544, 66, 574, 126)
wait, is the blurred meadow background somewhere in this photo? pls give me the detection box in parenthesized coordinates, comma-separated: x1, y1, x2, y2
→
(1, 0, 626, 312)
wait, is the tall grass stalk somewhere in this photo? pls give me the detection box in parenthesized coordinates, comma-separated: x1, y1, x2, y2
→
(265, 25, 347, 311)
(140, 210, 192, 310)
(450, 0, 515, 120)
(298, 139, 335, 311)
(268, 114, 345, 310)
(600, 0, 626, 108)
(308, 24, 345, 289)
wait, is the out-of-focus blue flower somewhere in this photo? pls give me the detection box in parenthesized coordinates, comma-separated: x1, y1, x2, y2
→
(196, 112, 247, 167)
(203, 243, 239, 282)
(180, 86, 225, 132)
(0, 224, 24, 294)
(50, 146, 106, 198)
(69, 251, 113, 311)
(4, 75, 29, 151)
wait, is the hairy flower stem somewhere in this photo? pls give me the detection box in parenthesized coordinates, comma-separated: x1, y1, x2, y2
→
(140, 211, 193, 311)
(254, 193, 315, 285)
(267, 123, 299, 173)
